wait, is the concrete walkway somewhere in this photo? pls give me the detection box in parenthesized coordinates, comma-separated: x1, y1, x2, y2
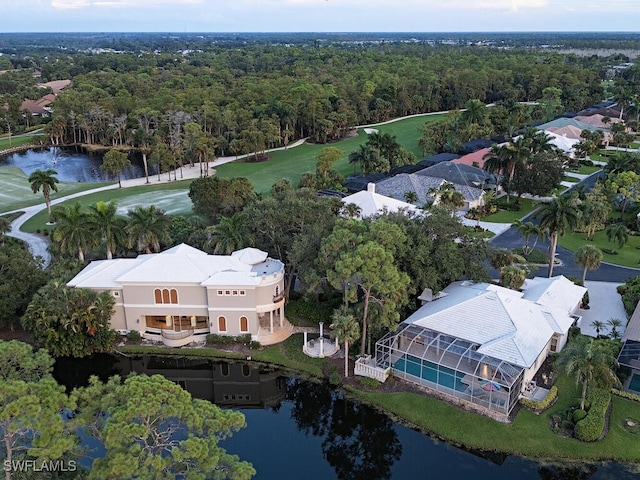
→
(575, 281, 628, 338)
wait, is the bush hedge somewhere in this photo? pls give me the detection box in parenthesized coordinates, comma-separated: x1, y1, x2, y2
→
(574, 388, 610, 442)
(126, 330, 142, 343)
(519, 385, 558, 411)
(612, 388, 640, 402)
(573, 409, 588, 423)
(206, 333, 252, 345)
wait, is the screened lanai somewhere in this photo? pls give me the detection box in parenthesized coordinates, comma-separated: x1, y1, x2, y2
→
(376, 323, 525, 415)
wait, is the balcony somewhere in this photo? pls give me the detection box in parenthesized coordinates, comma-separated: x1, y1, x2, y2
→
(161, 329, 197, 347)
(273, 292, 285, 303)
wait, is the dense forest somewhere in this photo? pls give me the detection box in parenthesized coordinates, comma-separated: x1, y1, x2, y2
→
(1, 32, 630, 160)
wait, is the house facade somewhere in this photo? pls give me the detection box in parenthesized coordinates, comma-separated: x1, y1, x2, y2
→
(67, 244, 291, 347)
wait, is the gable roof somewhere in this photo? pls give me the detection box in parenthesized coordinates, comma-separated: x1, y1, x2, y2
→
(521, 275, 587, 315)
(536, 117, 601, 133)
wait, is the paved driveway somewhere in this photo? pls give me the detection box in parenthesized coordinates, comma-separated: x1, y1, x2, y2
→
(575, 281, 628, 338)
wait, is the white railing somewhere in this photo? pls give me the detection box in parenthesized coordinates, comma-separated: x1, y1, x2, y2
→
(161, 329, 195, 347)
(355, 355, 390, 382)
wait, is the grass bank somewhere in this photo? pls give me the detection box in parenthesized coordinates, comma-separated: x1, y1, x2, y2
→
(483, 198, 540, 224)
(116, 338, 640, 462)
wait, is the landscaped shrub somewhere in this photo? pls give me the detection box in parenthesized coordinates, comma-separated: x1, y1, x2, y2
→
(206, 334, 234, 345)
(573, 409, 588, 423)
(612, 388, 640, 402)
(249, 341, 261, 350)
(494, 198, 522, 211)
(520, 385, 558, 412)
(126, 330, 141, 343)
(355, 376, 382, 390)
(574, 388, 610, 442)
(236, 333, 252, 344)
(329, 372, 342, 385)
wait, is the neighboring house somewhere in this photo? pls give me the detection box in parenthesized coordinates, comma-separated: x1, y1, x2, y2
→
(341, 183, 419, 218)
(67, 244, 290, 347)
(375, 173, 484, 211)
(536, 117, 602, 134)
(39, 79, 72, 94)
(20, 94, 56, 116)
(416, 152, 461, 168)
(415, 161, 493, 189)
(618, 302, 640, 394)
(371, 277, 586, 417)
(544, 131, 580, 157)
(452, 147, 492, 169)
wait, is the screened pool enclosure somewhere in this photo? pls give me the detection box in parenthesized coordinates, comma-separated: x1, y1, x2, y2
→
(376, 324, 525, 415)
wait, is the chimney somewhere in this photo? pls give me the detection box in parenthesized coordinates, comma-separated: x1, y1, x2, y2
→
(367, 183, 376, 193)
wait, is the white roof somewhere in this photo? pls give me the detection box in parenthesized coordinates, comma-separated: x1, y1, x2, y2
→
(405, 281, 576, 368)
(341, 190, 418, 219)
(231, 247, 268, 265)
(544, 131, 580, 152)
(67, 244, 283, 288)
(521, 276, 587, 315)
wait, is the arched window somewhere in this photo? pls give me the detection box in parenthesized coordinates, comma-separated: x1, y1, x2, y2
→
(275, 285, 280, 296)
(242, 364, 251, 377)
(162, 289, 170, 304)
(170, 289, 178, 304)
(154, 289, 162, 304)
(221, 363, 229, 376)
(218, 316, 227, 332)
(240, 316, 248, 333)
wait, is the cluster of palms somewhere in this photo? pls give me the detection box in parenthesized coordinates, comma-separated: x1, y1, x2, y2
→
(590, 318, 624, 339)
(52, 200, 171, 262)
(483, 126, 559, 203)
(348, 132, 413, 175)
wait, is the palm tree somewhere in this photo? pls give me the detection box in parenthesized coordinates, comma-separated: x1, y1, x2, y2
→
(512, 220, 544, 256)
(348, 145, 378, 175)
(605, 223, 629, 253)
(204, 212, 249, 255)
(330, 305, 361, 377)
(607, 318, 624, 339)
(340, 203, 362, 219)
(28, 169, 59, 219)
(88, 201, 126, 260)
(536, 194, 582, 277)
(591, 320, 606, 338)
(403, 191, 418, 204)
(51, 202, 94, 262)
(126, 205, 172, 254)
(574, 245, 603, 285)
(556, 335, 619, 410)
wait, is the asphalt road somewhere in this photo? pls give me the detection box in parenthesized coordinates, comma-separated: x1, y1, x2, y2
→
(489, 170, 640, 283)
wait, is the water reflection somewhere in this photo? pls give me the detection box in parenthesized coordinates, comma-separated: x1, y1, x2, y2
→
(52, 355, 639, 480)
(0, 147, 152, 182)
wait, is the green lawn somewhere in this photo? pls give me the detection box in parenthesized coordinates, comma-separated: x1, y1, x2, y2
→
(0, 135, 44, 150)
(558, 228, 640, 269)
(215, 115, 443, 194)
(564, 176, 581, 183)
(0, 167, 114, 213)
(21, 179, 194, 233)
(483, 198, 540, 224)
(590, 151, 616, 163)
(351, 375, 640, 461)
(576, 165, 602, 175)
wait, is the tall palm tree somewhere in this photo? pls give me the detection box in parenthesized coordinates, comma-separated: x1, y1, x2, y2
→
(403, 191, 418, 204)
(126, 205, 172, 254)
(536, 194, 582, 277)
(605, 223, 629, 253)
(574, 245, 603, 285)
(590, 320, 606, 338)
(51, 202, 94, 262)
(556, 335, 619, 410)
(348, 145, 378, 175)
(204, 212, 249, 255)
(88, 201, 126, 260)
(607, 318, 624, 339)
(330, 305, 361, 377)
(28, 169, 59, 219)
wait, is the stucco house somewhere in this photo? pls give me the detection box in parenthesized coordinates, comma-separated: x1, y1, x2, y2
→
(67, 244, 291, 347)
(367, 277, 586, 417)
(341, 183, 419, 218)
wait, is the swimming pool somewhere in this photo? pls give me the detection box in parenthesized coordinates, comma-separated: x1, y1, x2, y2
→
(629, 373, 640, 394)
(393, 354, 467, 392)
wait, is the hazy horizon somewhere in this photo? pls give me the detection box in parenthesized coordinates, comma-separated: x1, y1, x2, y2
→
(3, 1, 639, 34)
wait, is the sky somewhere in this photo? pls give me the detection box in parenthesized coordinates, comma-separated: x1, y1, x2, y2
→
(1, 0, 639, 33)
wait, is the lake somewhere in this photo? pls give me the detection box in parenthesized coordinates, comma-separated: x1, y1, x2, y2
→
(0, 147, 151, 182)
(52, 354, 639, 480)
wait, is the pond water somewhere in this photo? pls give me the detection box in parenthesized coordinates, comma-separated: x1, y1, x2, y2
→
(53, 355, 639, 480)
(0, 147, 151, 182)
